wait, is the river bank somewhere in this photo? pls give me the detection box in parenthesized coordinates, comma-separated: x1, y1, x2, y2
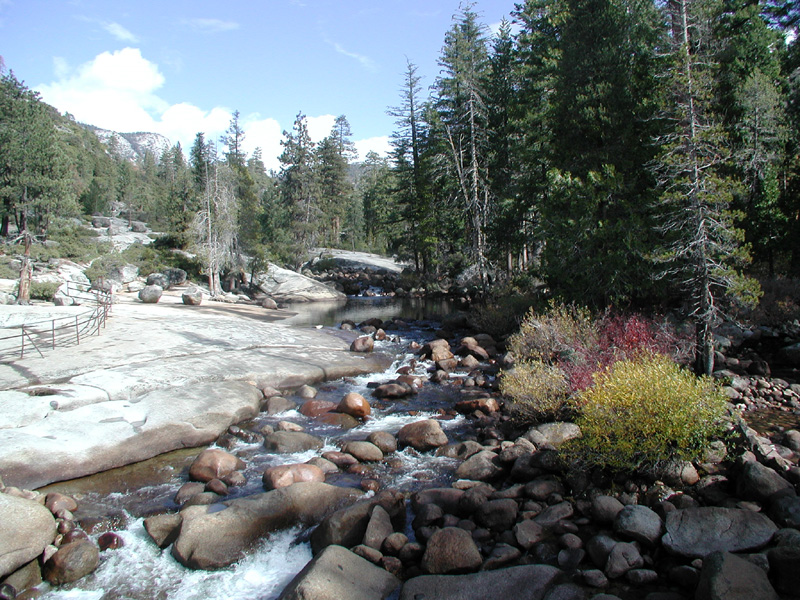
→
(0, 289, 393, 490)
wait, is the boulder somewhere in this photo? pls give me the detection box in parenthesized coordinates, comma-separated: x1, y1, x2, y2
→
(262, 464, 325, 490)
(351, 336, 375, 353)
(164, 267, 187, 287)
(264, 431, 324, 454)
(737, 461, 795, 502)
(255, 264, 346, 303)
(277, 545, 399, 600)
(311, 490, 405, 555)
(338, 393, 371, 419)
(454, 450, 505, 482)
(514, 520, 546, 550)
(263, 396, 298, 415)
(42, 540, 100, 584)
(614, 505, 663, 546)
(400, 564, 562, 600)
(299, 399, 336, 417)
(474, 498, 519, 531)
(341, 441, 384, 463)
(130, 221, 147, 233)
(373, 383, 413, 399)
(363, 505, 394, 550)
(662, 507, 778, 558)
(146, 273, 170, 289)
(182, 286, 203, 306)
(397, 420, 448, 451)
(421, 527, 482, 574)
(262, 297, 279, 310)
(144, 513, 182, 549)
(524, 422, 582, 448)
(605, 542, 643, 579)
(592, 496, 625, 524)
(695, 551, 779, 600)
(189, 448, 245, 483)
(172, 482, 362, 569)
(367, 431, 397, 454)
(0, 494, 57, 578)
(138, 285, 162, 303)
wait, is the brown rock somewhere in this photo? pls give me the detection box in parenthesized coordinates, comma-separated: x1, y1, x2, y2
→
(341, 441, 384, 462)
(397, 420, 448, 451)
(262, 464, 325, 490)
(42, 541, 100, 584)
(351, 336, 375, 353)
(367, 431, 397, 454)
(299, 400, 337, 418)
(189, 449, 245, 483)
(97, 532, 124, 551)
(421, 527, 482, 574)
(144, 513, 182, 549)
(338, 393, 371, 419)
(45, 493, 78, 515)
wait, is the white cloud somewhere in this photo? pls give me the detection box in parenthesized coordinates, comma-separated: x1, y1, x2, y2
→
(354, 136, 392, 161)
(332, 42, 378, 72)
(305, 114, 336, 143)
(103, 22, 139, 43)
(184, 18, 240, 33)
(34, 48, 327, 172)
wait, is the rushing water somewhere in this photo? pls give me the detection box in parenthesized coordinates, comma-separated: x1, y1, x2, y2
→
(37, 297, 474, 600)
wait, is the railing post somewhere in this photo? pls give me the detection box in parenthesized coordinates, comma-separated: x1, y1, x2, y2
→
(20, 326, 25, 358)
(52, 319, 56, 349)
(75, 316, 80, 345)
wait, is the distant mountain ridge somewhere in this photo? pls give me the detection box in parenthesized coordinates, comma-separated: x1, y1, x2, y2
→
(86, 125, 171, 163)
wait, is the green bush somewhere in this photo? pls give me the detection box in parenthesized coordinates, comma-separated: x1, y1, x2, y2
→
(33, 222, 111, 263)
(500, 360, 570, 421)
(29, 281, 61, 301)
(565, 353, 727, 472)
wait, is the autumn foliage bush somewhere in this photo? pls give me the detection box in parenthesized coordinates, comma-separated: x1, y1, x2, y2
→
(564, 354, 727, 472)
(501, 302, 692, 420)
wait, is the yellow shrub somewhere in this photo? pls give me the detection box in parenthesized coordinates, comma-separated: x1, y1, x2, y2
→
(566, 353, 727, 472)
(508, 301, 597, 364)
(500, 360, 570, 420)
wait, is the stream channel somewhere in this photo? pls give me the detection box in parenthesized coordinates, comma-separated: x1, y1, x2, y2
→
(37, 296, 474, 600)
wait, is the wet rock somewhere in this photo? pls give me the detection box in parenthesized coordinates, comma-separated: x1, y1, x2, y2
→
(455, 450, 504, 482)
(138, 285, 162, 303)
(173, 483, 362, 569)
(311, 490, 405, 555)
(696, 551, 779, 600)
(264, 431, 324, 453)
(144, 513, 182, 549)
(483, 543, 522, 570)
(338, 393, 371, 419)
(351, 336, 374, 353)
(534, 501, 574, 529)
(0, 494, 57, 579)
(322, 451, 359, 469)
(363, 505, 394, 550)
(614, 505, 663, 546)
(770, 495, 800, 529)
(45, 493, 78, 515)
(262, 464, 325, 490)
(42, 540, 100, 584)
(367, 431, 397, 454)
(382, 532, 408, 556)
(397, 420, 448, 451)
(189, 449, 245, 483)
(543, 582, 587, 599)
(412, 488, 465, 517)
(605, 542, 643, 579)
(299, 400, 336, 418)
(373, 383, 414, 399)
(399, 564, 562, 600)
(352, 544, 383, 564)
(662, 507, 778, 558)
(341, 441, 384, 463)
(317, 412, 360, 429)
(296, 385, 317, 400)
(277, 545, 399, 600)
(421, 527, 482, 574)
(437, 441, 484, 461)
(97, 532, 124, 551)
(419, 339, 454, 362)
(263, 396, 297, 415)
(175, 482, 205, 505)
(277, 421, 305, 432)
(526, 476, 565, 501)
(306, 457, 339, 474)
(1, 559, 41, 595)
(454, 397, 501, 415)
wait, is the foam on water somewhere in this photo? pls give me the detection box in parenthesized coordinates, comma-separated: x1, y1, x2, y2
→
(40, 520, 312, 600)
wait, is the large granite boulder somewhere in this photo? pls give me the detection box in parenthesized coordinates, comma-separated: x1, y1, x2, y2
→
(695, 551, 779, 600)
(421, 527, 482, 574)
(189, 448, 245, 483)
(0, 494, 57, 578)
(171, 482, 362, 569)
(397, 420, 448, 451)
(182, 286, 203, 306)
(42, 540, 100, 585)
(138, 285, 162, 304)
(400, 564, 563, 600)
(662, 507, 777, 558)
(277, 545, 399, 600)
(255, 264, 346, 303)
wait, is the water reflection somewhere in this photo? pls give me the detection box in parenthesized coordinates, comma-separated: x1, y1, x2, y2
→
(283, 296, 457, 328)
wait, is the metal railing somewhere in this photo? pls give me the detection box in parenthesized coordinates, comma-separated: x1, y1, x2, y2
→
(0, 282, 113, 361)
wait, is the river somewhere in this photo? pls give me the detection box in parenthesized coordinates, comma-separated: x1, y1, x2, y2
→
(36, 296, 473, 600)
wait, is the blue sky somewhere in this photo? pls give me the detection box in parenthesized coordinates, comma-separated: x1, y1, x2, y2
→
(0, 0, 517, 171)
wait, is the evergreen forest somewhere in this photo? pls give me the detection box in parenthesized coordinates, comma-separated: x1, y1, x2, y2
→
(2, 0, 800, 372)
